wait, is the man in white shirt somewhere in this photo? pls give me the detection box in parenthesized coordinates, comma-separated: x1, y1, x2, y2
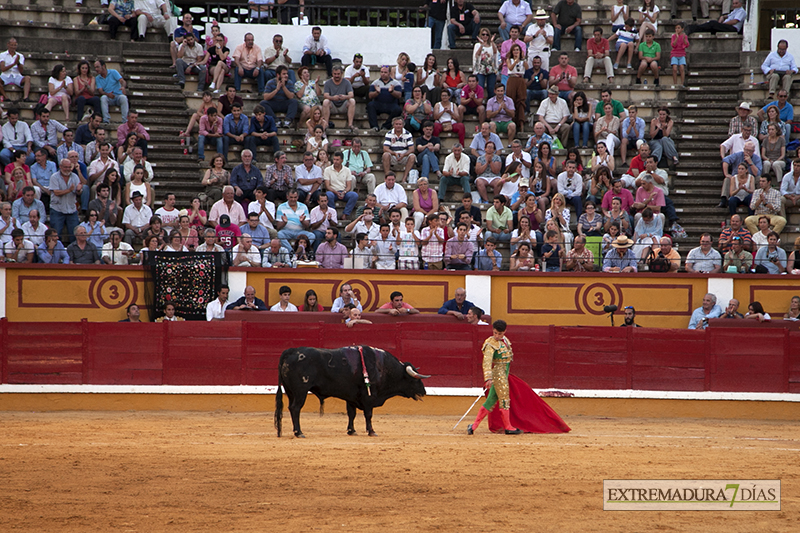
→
(524, 9, 554, 71)
(248, 186, 278, 239)
(1, 108, 34, 167)
(342, 138, 376, 195)
(231, 233, 261, 267)
(348, 232, 374, 269)
(294, 151, 324, 205)
(122, 147, 154, 182)
(155, 192, 180, 229)
(262, 33, 296, 85)
(439, 143, 471, 202)
(536, 86, 570, 144)
(324, 152, 358, 220)
(761, 39, 797, 97)
(780, 159, 800, 210)
(344, 205, 381, 242)
(374, 172, 409, 221)
(505, 139, 532, 178)
(122, 191, 153, 244)
(21, 209, 46, 247)
(0, 38, 32, 102)
(308, 194, 338, 250)
(270, 285, 298, 312)
(498, 0, 534, 41)
(133, 0, 178, 41)
(196, 228, 226, 253)
(557, 159, 584, 217)
(87, 142, 119, 195)
(206, 285, 229, 321)
(331, 284, 363, 312)
(101, 228, 134, 265)
(720, 123, 759, 159)
(175, 33, 208, 91)
(3, 228, 35, 263)
(209, 185, 247, 226)
(301, 27, 333, 77)
(344, 53, 371, 98)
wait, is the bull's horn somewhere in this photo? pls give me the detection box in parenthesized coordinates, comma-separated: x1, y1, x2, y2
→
(406, 366, 430, 379)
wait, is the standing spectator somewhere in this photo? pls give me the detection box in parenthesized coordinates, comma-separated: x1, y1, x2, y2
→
(344, 54, 370, 99)
(49, 159, 83, 243)
(551, 0, 583, 52)
(584, 27, 614, 83)
(762, 124, 786, 183)
(536, 87, 570, 146)
(424, 0, 449, 49)
(175, 33, 208, 91)
(671, 21, 690, 86)
(0, 38, 32, 103)
(324, 152, 358, 221)
(276, 189, 315, 252)
(757, 90, 793, 140)
(473, 30, 499, 102)
(498, 0, 533, 41)
(259, 66, 298, 129)
(761, 39, 797, 98)
(745, 175, 786, 234)
(116, 111, 149, 157)
(1, 109, 34, 168)
(132, 0, 178, 41)
(504, 49, 527, 135)
(685, 233, 723, 274)
(475, 142, 503, 203)
(636, 29, 661, 85)
(342, 139, 376, 195)
(367, 66, 404, 132)
(448, 0, 481, 49)
(315, 227, 348, 269)
(322, 66, 356, 131)
(525, 9, 555, 72)
(419, 213, 446, 269)
(414, 122, 441, 181)
(67, 225, 101, 264)
(301, 27, 333, 77)
(548, 52, 577, 102)
(222, 103, 249, 163)
(571, 92, 592, 149)
(499, 27, 527, 87)
(264, 151, 294, 204)
(108, 0, 138, 41)
(232, 33, 264, 94)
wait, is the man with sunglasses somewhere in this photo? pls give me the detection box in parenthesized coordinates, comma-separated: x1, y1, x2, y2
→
(757, 89, 793, 140)
(620, 306, 641, 327)
(263, 34, 296, 85)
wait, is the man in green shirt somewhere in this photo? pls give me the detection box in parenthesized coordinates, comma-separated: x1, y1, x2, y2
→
(636, 29, 661, 86)
(485, 195, 513, 241)
(593, 89, 627, 122)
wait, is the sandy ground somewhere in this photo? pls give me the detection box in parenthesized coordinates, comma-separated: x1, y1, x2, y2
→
(0, 411, 798, 532)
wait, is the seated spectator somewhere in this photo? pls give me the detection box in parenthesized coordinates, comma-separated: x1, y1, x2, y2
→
(262, 34, 296, 85)
(780, 159, 800, 211)
(118, 304, 143, 323)
(745, 301, 771, 322)
(761, 39, 797, 99)
(758, 105, 786, 144)
(412, 177, 439, 231)
(498, 1, 533, 42)
(67, 225, 101, 264)
(587, 166, 613, 206)
(132, 0, 178, 41)
(620, 105, 645, 165)
(487, 84, 518, 144)
(242, 105, 278, 164)
(271, 285, 299, 312)
(294, 151, 324, 206)
(556, 160, 584, 217)
(301, 290, 324, 312)
(486, 194, 514, 242)
(301, 27, 333, 77)
(264, 151, 294, 204)
(177, 214, 199, 251)
(261, 238, 294, 268)
(377, 291, 420, 315)
(0, 38, 31, 103)
(404, 86, 434, 135)
(594, 104, 620, 157)
(20, 209, 45, 247)
(230, 149, 263, 205)
(231, 33, 264, 94)
(195, 108, 224, 163)
(154, 303, 184, 322)
(584, 27, 614, 83)
(209, 185, 247, 227)
(475, 141, 503, 203)
(121, 146, 152, 184)
(222, 103, 249, 163)
(381, 118, 417, 183)
(448, 0, 481, 48)
(322, 66, 355, 131)
(305, 126, 328, 160)
(342, 138, 376, 195)
(609, 17, 638, 70)
(308, 193, 337, 249)
(577, 201, 603, 238)
(603, 235, 638, 272)
(175, 33, 208, 91)
(745, 176, 786, 235)
(121, 191, 152, 244)
(240, 210, 272, 249)
(754, 231, 787, 274)
(718, 214, 753, 254)
(324, 152, 357, 221)
(720, 123, 760, 160)
(1, 109, 34, 168)
(214, 214, 241, 250)
(101, 228, 134, 265)
(116, 110, 150, 158)
(367, 66, 403, 132)
(219, 85, 244, 117)
(551, 0, 583, 52)
(31, 110, 67, 161)
(540, 230, 564, 272)
(686, 0, 747, 35)
(12, 186, 45, 225)
(346, 308, 372, 327)
(729, 101, 758, 137)
(536, 87, 570, 146)
(632, 206, 664, 258)
(37, 228, 69, 264)
(686, 233, 723, 274)
(475, 236, 502, 270)
(275, 189, 314, 252)
(45, 65, 73, 123)
(524, 56, 549, 111)
(548, 52, 577, 102)
(348, 232, 375, 269)
(723, 236, 753, 273)
(785, 295, 800, 318)
(344, 53, 370, 99)
(123, 164, 153, 207)
(564, 234, 595, 272)
(206, 285, 229, 321)
(688, 293, 723, 329)
(726, 162, 756, 216)
(633, 174, 666, 223)
(635, 29, 660, 85)
(719, 142, 762, 208)
(457, 74, 486, 124)
(438, 287, 475, 319)
(207, 31, 231, 93)
(195, 228, 224, 255)
(647, 235, 681, 272)
(3, 228, 34, 263)
(619, 141, 650, 190)
(315, 227, 348, 268)
(331, 284, 363, 313)
(79, 207, 107, 250)
(200, 154, 229, 205)
(259, 66, 298, 129)
(444, 223, 475, 270)
(231, 233, 261, 267)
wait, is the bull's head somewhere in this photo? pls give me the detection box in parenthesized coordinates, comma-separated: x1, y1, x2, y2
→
(406, 366, 430, 379)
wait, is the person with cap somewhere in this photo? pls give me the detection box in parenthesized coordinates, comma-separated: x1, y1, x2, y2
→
(101, 227, 134, 265)
(602, 235, 638, 272)
(122, 190, 153, 245)
(620, 306, 641, 327)
(728, 101, 757, 137)
(535, 86, 570, 146)
(761, 39, 797, 99)
(524, 9, 555, 72)
(215, 214, 242, 250)
(722, 235, 753, 273)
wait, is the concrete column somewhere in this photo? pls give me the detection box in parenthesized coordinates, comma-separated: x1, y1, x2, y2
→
(707, 277, 734, 307)
(465, 275, 492, 316)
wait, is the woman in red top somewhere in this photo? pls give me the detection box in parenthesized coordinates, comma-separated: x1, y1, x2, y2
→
(302, 289, 324, 311)
(73, 60, 101, 122)
(440, 57, 467, 101)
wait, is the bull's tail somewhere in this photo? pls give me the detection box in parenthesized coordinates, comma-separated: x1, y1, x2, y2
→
(274, 371, 284, 438)
(319, 398, 325, 417)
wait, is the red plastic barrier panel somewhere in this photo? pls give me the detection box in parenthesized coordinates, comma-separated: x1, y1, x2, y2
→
(707, 328, 788, 393)
(5, 322, 84, 384)
(790, 331, 800, 393)
(629, 328, 706, 391)
(85, 322, 164, 385)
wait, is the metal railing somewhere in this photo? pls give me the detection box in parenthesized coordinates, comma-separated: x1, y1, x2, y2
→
(769, 8, 800, 29)
(201, 3, 429, 28)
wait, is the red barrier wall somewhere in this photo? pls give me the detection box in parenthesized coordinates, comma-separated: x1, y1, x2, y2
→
(1, 319, 798, 393)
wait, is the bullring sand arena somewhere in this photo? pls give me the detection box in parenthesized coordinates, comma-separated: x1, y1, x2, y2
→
(1, 405, 799, 531)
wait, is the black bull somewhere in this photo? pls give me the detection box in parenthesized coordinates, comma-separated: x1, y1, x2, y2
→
(275, 346, 429, 438)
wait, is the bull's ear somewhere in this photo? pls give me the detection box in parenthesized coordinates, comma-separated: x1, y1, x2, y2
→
(406, 365, 430, 379)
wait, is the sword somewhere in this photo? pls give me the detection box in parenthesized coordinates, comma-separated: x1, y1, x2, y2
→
(452, 393, 485, 431)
